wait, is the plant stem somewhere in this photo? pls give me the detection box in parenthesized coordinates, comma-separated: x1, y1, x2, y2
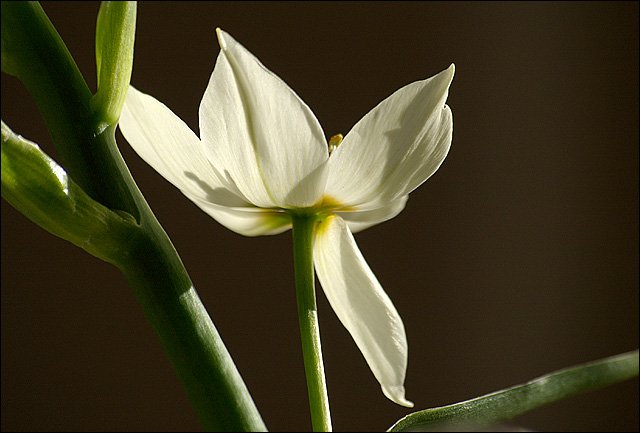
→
(291, 214, 332, 432)
(388, 349, 639, 432)
(2, 3, 265, 430)
(120, 223, 266, 432)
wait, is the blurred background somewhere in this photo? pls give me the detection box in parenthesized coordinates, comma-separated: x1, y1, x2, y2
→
(2, 1, 638, 431)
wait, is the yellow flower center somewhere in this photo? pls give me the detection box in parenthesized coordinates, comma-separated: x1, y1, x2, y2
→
(312, 194, 355, 218)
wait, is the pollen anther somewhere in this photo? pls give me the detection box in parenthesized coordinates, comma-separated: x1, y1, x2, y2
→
(328, 134, 343, 154)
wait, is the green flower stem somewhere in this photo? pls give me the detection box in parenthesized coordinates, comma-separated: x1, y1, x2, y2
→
(389, 349, 639, 432)
(291, 214, 332, 432)
(1, 2, 265, 430)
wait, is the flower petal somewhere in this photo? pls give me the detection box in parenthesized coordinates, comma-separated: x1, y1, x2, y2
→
(313, 215, 413, 407)
(120, 86, 288, 236)
(191, 196, 291, 237)
(338, 196, 408, 234)
(120, 86, 252, 207)
(199, 29, 329, 209)
(326, 64, 454, 207)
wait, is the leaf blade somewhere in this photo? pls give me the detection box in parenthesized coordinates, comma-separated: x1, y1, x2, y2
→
(388, 350, 639, 431)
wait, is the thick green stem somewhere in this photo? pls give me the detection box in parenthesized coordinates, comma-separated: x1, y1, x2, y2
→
(120, 226, 266, 432)
(291, 215, 332, 432)
(388, 350, 639, 432)
(1, 2, 265, 430)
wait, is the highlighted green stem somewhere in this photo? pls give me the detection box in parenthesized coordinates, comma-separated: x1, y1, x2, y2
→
(389, 350, 639, 431)
(291, 214, 332, 432)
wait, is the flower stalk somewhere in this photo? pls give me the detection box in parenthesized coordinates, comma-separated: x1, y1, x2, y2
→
(292, 214, 332, 432)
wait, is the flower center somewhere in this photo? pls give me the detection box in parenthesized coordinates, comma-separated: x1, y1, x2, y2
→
(328, 133, 343, 154)
(310, 194, 355, 216)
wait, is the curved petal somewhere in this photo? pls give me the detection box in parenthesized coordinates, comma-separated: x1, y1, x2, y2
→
(120, 86, 253, 209)
(191, 196, 291, 237)
(199, 29, 329, 209)
(326, 64, 454, 207)
(313, 215, 413, 407)
(119, 86, 287, 236)
(338, 195, 408, 234)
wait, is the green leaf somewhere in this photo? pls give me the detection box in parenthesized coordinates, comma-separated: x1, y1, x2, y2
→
(1, 120, 136, 265)
(388, 350, 639, 431)
(92, 1, 136, 130)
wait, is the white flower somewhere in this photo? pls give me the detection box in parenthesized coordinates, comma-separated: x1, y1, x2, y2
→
(119, 29, 454, 408)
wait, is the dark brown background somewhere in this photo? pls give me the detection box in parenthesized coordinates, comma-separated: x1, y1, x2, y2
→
(2, 1, 638, 431)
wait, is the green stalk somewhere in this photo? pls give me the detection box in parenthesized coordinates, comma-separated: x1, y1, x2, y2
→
(119, 223, 266, 432)
(1, 2, 265, 430)
(389, 350, 639, 432)
(291, 214, 332, 432)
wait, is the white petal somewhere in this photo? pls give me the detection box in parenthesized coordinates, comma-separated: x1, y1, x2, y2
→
(338, 196, 408, 234)
(120, 86, 238, 203)
(313, 215, 413, 407)
(120, 86, 286, 236)
(120, 86, 253, 207)
(199, 29, 329, 209)
(191, 196, 291, 237)
(326, 64, 454, 207)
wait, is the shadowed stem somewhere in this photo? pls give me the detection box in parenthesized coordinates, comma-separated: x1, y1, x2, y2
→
(292, 214, 332, 432)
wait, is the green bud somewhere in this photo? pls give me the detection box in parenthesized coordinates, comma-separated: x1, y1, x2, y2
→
(91, 1, 137, 132)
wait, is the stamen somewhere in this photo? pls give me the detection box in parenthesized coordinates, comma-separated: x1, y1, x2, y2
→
(328, 133, 343, 154)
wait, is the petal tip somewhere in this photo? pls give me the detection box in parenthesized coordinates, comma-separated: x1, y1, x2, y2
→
(442, 63, 455, 84)
(216, 27, 227, 50)
(383, 384, 414, 408)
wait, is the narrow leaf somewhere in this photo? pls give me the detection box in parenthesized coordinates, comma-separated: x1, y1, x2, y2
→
(389, 350, 639, 431)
